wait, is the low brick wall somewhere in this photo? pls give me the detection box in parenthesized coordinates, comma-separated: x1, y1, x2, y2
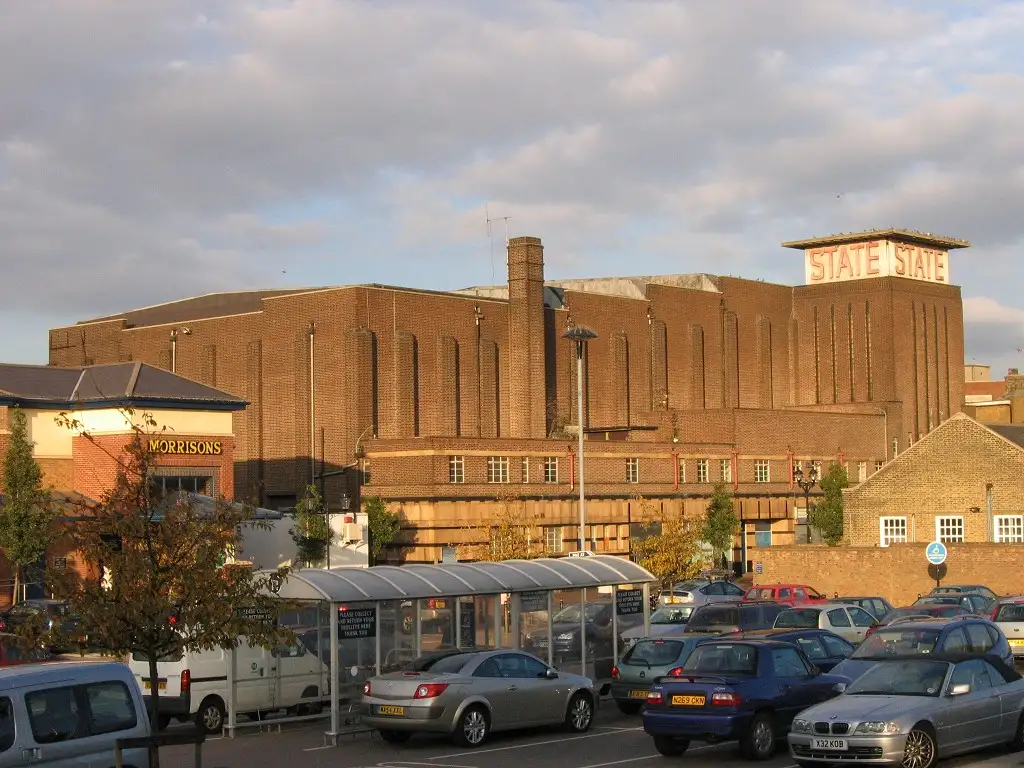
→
(751, 543, 1024, 606)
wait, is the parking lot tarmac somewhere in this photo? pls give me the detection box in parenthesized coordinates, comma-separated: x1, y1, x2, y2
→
(162, 707, 1020, 768)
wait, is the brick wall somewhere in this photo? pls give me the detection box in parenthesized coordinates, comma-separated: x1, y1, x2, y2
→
(752, 543, 1024, 606)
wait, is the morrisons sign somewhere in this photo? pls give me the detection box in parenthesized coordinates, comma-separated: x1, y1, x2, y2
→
(148, 439, 224, 456)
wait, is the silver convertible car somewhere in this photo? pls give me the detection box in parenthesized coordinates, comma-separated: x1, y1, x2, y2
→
(788, 655, 1024, 768)
(361, 649, 599, 747)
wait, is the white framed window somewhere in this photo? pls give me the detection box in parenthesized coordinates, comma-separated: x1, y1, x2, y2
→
(543, 457, 559, 483)
(544, 526, 563, 553)
(720, 459, 732, 482)
(696, 459, 709, 483)
(677, 457, 686, 483)
(487, 456, 509, 483)
(892, 437, 899, 457)
(995, 515, 1024, 543)
(448, 455, 464, 484)
(626, 457, 639, 484)
(521, 456, 530, 483)
(935, 516, 964, 543)
(858, 461, 868, 482)
(754, 460, 770, 483)
(880, 516, 907, 547)
(874, 460, 884, 473)
(754, 520, 772, 547)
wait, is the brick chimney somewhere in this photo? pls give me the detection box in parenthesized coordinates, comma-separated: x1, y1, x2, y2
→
(507, 236, 547, 438)
(1006, 374, 1024, 424)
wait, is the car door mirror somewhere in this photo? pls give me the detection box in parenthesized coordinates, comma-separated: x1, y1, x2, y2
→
(948, 683, 971, 696)
(809, 665, 821, 676)
(543, 668, 559, 680)
(832, 682, 847, 694)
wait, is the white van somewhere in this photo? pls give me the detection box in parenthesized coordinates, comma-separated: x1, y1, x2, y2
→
(0, 661, 151, 768)
(128, 636, 329, 734)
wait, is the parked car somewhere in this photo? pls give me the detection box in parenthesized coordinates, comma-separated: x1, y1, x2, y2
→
(683, 601, 788, 636)
(620, 607, 694, 648)
(732, 629, 855, 672)
(875, 604, 974, 628)
(0, 600, 86, 652)
(658, 579, 746, 607)
(991, 596, 1024, 659)
(773, 602, 877, 644)
(361, 649, 597, 747)
(839, 596, 894, 620)
(915, 593, 995, 615)
(789, 655, 1024, 766)
(830, 617, 1014, 682)
(610, 636, 706, 714)
(523, 601, 642, 661)
(641, 639, 846, 759)
(929, 584, 998, 601)
(0, 633, 51, 666)
(742, 585, 827, 606)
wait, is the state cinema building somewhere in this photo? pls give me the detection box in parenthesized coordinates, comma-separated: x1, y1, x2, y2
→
(48, 229, 968, 567)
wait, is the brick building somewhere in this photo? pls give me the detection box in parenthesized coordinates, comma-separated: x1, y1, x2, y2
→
(47, 229, 968, 565)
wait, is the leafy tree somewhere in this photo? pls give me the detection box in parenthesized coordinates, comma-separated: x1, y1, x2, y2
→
(0, 407, 57, 602)
(808, 462, 848, 546)
(45, 413, 291, 767)
(365, 495, 401, 565)
(702, 482, 738, 566)
(630, 497, 706, 586)
(457, 490, 543, 562)
(289, 484, 330, 566)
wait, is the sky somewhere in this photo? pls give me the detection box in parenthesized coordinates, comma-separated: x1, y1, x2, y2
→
(3, 0, 1024, 376)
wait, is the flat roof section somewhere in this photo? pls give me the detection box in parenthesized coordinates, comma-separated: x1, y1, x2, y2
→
(782, 229, 971, 251)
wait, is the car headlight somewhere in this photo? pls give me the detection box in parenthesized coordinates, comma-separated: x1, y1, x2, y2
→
(792, 719, 812, 733)
(855, 721, 902, 735)
(557, 632, 574, 640)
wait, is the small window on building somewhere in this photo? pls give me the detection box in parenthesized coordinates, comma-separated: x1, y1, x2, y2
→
(544, 527, 563, 553)
(892, 437, 899, 457)
(626, 457, 639, 484)
(449, 455, 465, 484)
(696, 459, 709, 483)
(754, 460, 770, 483)
(936, 516, 964, 543)
(874, 460, 884, 474)
(677, 457, 686, 483)
(521, 456, 530, 483)
(720, 459, 732, 483)
(152, 475, 214, 496)
(880, 516, 907, 547)
(487, 456, 509, 483)
(858, 461, 868, 482)
(754, 520, 772, 547)
(995, 515, 1024, 543)
(543, 457, 559, 483)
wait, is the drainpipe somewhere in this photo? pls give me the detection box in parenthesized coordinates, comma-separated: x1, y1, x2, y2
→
(672, 452, 679, 490)
(170, 329, 177, 373)
(309, 322, 316, 487)
(986, 483, 994, 541)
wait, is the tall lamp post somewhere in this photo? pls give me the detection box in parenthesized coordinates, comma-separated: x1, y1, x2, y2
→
(563, 325, 598, 552)
(793, 461, 819, 544)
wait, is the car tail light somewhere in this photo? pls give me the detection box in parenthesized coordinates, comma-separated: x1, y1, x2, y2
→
(414, 683, 448, 699)
(363, 681, 372, 696)
(712, 691, 742, 706)
(0, 619, 6, 631)
(666, 667, 685, 676)
(729, 627, 741, 633)
(646, 689, 664, 705)
(180, 669, 191, 694)
(611, 666, 619, 680)
(865, 624, 877, 637)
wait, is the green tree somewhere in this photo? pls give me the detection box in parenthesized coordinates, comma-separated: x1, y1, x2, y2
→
(630, 497, 706, 586)
(457, 490, 543, 562)
(45, 414, 291, 767)
(702, 482, 739, 566)
(365, 495, 401, 565)
(289, 484, 331, 566)
(0, 407, 57, 602)
(808, 462, 848, 545)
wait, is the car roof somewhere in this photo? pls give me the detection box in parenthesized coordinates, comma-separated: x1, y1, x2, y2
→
(734, 628, 828, 638)
(696, 638, 798, 649)
(995, 595, 1024, 604)
(0, 661, 130, 690)
(841, 596, 886, 601)
(781, 602, 855, 610)
(858, 652, 1020, 680)
(872, 617, 986, 630)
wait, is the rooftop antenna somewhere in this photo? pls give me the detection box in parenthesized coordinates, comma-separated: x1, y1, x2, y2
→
(485, 202, 511, 285)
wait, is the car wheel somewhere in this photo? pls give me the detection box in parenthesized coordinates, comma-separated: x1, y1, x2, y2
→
(378, 729, 412, 744)
(902, 726, 937, 768)
(453, 706, 489, 747)
(194, 696, 226, 735)
(739, 711, 776, 760)
(653, 735, 689, 756)
(564, 692, 594, 732)
(1010, 711, 1024, 752)
(615, 700, 643, 715)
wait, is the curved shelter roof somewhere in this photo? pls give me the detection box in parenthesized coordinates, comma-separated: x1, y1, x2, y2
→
(267, 556, 656, 603)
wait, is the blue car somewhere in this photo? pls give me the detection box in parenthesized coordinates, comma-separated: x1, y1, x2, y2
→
(642, 639, 846, 759)
(732, 629, 855, 672)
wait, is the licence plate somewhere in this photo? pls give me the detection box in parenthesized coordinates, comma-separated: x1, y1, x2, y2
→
(670, 695, 705, 706)
(667, 597, 681, 604)
(143, 681, 167, 691)
(812, 737, 848, 751)
(629, 690, 648, 699)
(1010, 639, 1024, 647)
(377, 705, 406, 717)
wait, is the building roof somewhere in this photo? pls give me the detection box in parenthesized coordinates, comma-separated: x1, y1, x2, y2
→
(781, 229, 971, 251)
(0, 491, 97, 517)
(965, 381, 1006, 399)
(985, 424, 1024, 449)
(0, 362, 246, 411)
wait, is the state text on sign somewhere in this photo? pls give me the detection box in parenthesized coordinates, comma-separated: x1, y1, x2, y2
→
(804, 240, 949, 286)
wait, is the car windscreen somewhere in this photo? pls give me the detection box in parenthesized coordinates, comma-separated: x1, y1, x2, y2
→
(915, 597, 959, 605)
(688, 605, 739, 627)
(681, 643, 757, 675)
(851, 628, 941, 658)
(669, 582, 700, 593)
(995, 604, 1024, 622)
(623, 639, 686, 666)
(846, 660, 947, 697)
(650, 608, 692, 624)
(552, 604, 605, 623)
(774, 609, 819, 629)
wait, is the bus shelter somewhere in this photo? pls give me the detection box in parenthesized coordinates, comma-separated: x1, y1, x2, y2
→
(248, 555, 656, 745)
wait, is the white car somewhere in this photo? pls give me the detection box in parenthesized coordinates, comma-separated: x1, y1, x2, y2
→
(657, 579, 745, 607)
(620, 607, 694, 647)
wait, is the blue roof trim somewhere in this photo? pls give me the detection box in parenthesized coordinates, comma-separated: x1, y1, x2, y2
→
(0, 397, 246, 411)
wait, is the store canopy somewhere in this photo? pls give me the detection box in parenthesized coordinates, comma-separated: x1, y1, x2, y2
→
(266, 555, 657, 603)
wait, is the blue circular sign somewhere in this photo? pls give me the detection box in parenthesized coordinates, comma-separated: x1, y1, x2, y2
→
(925, 541, 948, 565)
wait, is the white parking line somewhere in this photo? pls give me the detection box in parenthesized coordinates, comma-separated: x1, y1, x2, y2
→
(382, 762, 479, 768)
(426, 727, 644, 760)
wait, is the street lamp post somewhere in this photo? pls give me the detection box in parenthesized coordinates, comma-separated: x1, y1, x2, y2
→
(793, 462, 819, 544)
(563, 325, 598, 553)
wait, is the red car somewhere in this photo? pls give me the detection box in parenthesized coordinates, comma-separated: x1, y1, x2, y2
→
(741, 584, 827, 606)
(0, 633, 53, 666)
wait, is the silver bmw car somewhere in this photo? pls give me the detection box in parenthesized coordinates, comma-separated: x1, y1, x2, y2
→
(789, 656, 1024, 768)
(361, 648, 599, 747)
